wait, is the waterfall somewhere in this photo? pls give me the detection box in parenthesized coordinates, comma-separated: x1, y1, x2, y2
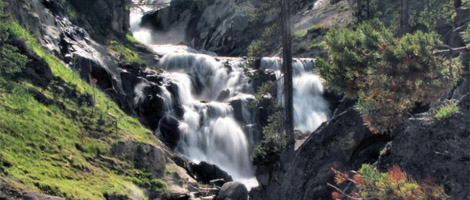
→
(156, 54, 257, 188)
(260, 58, 330, 133)
(129, 4, 330, 189)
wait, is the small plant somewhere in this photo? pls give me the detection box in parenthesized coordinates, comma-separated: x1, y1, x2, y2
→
(434, 102, 459, 119)
(109, 41, 145, 67)
(329, 164, 448, 200)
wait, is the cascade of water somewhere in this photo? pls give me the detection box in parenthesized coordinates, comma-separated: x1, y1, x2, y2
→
(260, 58, 330, 132)
(129, 4, 330, 189)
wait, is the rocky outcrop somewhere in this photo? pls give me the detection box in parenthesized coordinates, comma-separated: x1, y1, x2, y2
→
(377, 79, 470, 200)
(0, 178, 64, 200)
(188, 161, 233, 185)
(216, 182, 248, 200)
(111, 140, 167, 177)
(250, 107, 389, 200)
(67, 0, 130, 40)
(141, 0, 313, 56)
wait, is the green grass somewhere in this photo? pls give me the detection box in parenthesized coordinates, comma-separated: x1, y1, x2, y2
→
(109, 41, 145, 67)
(0, 19, 165, 199)
(434, 103, 460, 119)
(125, 33, 140, 44)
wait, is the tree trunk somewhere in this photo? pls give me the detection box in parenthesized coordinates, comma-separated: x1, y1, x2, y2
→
(400, 0, 410, 34)
(455, 0, 462, 9)
(281, 0, 294, 149)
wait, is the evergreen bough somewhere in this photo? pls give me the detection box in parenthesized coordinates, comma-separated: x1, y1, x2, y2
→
(317, 20, 462, 133)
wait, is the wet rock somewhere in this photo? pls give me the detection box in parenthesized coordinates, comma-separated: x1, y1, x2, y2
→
(158, 116, 181, 149)
(216, 182, 248, 200)
(216, 89, 230, 102)
(73, 56, 114, 90)
(189, 161, 233, 185)
(111, 140, 167, 177)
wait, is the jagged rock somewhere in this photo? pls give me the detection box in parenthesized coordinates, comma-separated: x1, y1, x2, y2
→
(250, 107, 389, 200)
(158, 116, 181, 149)
(111, 140, 167, 177)
(378, 90, 470, 200)
(67, 0, 130, 40)
(73, 56, 114, 90)
(189, 161, 233, 185)
(22, 190, 65, 200)
(216, 182, 248, 200)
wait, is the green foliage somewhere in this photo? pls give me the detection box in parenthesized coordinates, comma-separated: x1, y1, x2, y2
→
(125, 33, 139, 44)
(130, 172, 167, 194)
(0, 44, 28, 79)
(109, 41, 145, 67)
(247, 24, 280, 58)
(331, 164, 448, 199)
(434, 102, 460, 119)
(317, 20, 462, 133)
(353, 0, 457, 31)
(250, 81, 274, 107)
(251, 109, 285, 165)
(462, 25, 470, 46)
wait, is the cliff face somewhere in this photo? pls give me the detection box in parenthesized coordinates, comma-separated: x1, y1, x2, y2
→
(139, 0, 314, 56)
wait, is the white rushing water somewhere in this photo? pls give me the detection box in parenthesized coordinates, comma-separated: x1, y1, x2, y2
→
(129, 3, 330, 189)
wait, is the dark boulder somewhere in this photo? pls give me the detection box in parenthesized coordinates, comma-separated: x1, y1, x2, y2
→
(250, 107, 388, 200)
(189, 161, 233, 185)
(111, 140, 167, 177)
(73, 56, 114, 90)
(377, 93, 470, 200)
(216, 182, 248, 200)
(158, 116, 181, 149)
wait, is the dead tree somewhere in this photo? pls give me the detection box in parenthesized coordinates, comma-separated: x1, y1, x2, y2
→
(281, 0, 294, 149)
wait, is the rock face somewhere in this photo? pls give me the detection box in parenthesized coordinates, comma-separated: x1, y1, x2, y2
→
(67, 0, 130, 40)
(141, 0, 312, 55)
(189, 161, 233, 185)
(0, 178, 64, 200)
(111, 140, 167, 177)
(250, 107, 389, 200)
(377, 81, 470, 200)
(216, 182, 248, 200)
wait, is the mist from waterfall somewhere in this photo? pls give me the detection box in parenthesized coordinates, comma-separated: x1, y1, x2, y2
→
(129, 3, 329, 189)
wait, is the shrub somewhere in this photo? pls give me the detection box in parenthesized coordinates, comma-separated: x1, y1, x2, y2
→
(434, 102, 459, 119)
(251, 110, 285, 165)
(317, 20, 462, 133)
(0, 44, 29, 79)
(330, 164, 448, 200)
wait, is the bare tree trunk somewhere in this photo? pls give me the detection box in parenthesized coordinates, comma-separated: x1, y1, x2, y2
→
(400, 0, 410, 34)
(455, 0, 462, 9)
(281, 0, 294, 150)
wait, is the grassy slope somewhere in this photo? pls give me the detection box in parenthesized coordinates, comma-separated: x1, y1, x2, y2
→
(0, 19, 163, 199)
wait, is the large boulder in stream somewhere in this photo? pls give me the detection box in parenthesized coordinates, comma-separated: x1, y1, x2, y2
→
(216, 182, 248, 200)
(189, 161, 233, 185)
